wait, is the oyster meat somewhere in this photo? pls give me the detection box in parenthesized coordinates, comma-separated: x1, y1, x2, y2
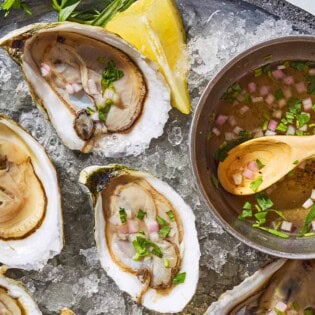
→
(0, 115, 63, 270)
(0, 266, 42, 314)
(0, 22, 171, 156)
(79, 164, 200, 313)
(206, 259, 315, 314)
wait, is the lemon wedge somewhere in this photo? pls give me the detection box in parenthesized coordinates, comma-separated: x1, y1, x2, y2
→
(106, 0, 191, 114)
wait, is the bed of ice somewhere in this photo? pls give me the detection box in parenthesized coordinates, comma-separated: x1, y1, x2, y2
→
(0, 0, 311, 314)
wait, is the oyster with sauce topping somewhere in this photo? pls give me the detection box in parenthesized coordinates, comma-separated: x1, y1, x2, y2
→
(79, 164, 200, 313)
(0, 266, 42, 314)
(0, 115, 63, 270)
(205, 259, 315, 315)
(0, 22, 171, 156)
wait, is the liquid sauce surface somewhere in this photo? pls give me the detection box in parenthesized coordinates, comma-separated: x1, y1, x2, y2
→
(209, 60, 315, 236)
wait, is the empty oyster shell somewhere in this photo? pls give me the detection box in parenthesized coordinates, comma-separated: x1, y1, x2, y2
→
(0, 115, 63, 270)
(205, 259, 315, 314)
(0, 22, 171, 156)
(0, 266, 42, 314)
(79, 164, 200, 313)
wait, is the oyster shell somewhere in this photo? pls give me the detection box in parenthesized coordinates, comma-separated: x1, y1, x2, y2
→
(205, 259, 315, 314)
(0, 265, 42, 314)
(0, 115, 63, 270)
(0, 22, 171, 156)
(79, 164, 200, 313)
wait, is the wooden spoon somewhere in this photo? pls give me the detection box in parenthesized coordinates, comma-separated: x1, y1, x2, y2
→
(218, 135, 315, 195)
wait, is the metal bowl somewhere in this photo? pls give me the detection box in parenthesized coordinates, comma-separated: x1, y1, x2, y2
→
(190, 36, 315, 259)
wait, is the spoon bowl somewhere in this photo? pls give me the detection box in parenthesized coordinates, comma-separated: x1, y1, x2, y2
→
(218, 135, 315, 195)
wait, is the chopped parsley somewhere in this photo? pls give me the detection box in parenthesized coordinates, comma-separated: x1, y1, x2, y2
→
(132, 236, 163, 261)
(250, 176, 263, 192)
(137, 209, 146, 220)
(222, 82, 242, 103)
(256, 159, 265, 170)
(290, 61, 309, 72)
(255, 192, 273, 211)
(164, 258, 170, 268)
(296, 113, 310, 128)
(157, 216, 171, 238)
(86, 107, 95, 115)
(238, 202, 252, 220)
(1, 0, 32, 17)
(293, 160, 299, 165)
(306, 75, 315, 94)
(166, 210, 175, 222)
(101, 60, 124, 93)
(173, 272, 186, 285)
(98, 102, 112, 122)
(276, 123, 288, 132)
(119, 208, 127, 224)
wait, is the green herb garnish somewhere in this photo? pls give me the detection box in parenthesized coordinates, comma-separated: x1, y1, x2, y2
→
(298, 205, 315, 236)
(164, 258, 170, 268)
(132, 236, 163, 261)
(256, 159, 265, 170)
(173, 272, 186, 285)
(137, 209, 146, 220)
(254, 67, 262, 77)
(166, 210, 175, 222)
(1, 0, 32, 17)
(255, 192, 273, 211)
(293, 160, 299, 165)
(86, 107, 95, 115)
(222, 82, 242, 103)
(306, 75, 315, 94)
(238, 202, 252, 220)
(296, 113, 310, 128)
(275, 89, 284, 100)
(257, 226, 290, 238)
(250, 176, 263, 192)
(276, 123, 288, 132)
(254, 211, 267, 225)
(211, 174, 219, 189)
(98, 102, 112, 122)
(119, 207, 127, 224)
(101, 60, 124, 93)
(157, 216, 171, 238)
(290, 61, 309, 72)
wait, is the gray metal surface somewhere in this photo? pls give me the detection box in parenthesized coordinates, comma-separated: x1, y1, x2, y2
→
(0, 0, 313, 314)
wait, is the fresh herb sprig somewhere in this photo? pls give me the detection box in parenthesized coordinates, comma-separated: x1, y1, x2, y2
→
(1, 0, 32, 17)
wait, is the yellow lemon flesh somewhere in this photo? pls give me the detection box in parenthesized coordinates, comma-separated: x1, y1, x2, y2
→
(106, 0, 191, 114)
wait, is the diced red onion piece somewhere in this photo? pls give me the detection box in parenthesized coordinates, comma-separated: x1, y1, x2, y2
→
(272, 110, 282, 119)
(66, 83, 74, 94)
(298, 161, 306, 169)
(311, 189, 315, 200)
(252, 96, 264, 103)
(212, 127, 221, 136)
(265, 93, 275, 105)
(295, 81, 307, 93)
(265, 130, 277, 136)
(275, 301, 288, 312)
(149, 232, 159, 242)
(283, 76, 294, 85)
(225, 132, 235, 141)
(277, 64, 286, 70)
(243, 168, 255, 180)
(312, 221, 315, 231)
(260, 85, 270, 96)
(239, 105, 249, 115)
(127, 220, 139, 234)
(303, 97, 313, 111)
(232, 173, 242, 185)
(72, 83, 83, 93)
(233, 126, 243, 135)
(87, 79, 99, 95)
(303, 198, 314, 209)
(272, 69, 285, 79)
(283, 87, 292, 99)
(116, 224, 129, 234)
(278, 99, 286, 108)
(286, 125, 295, 135)
(309, 68, 315, 75)
(147, 220, 159, 233)
(299, 125, 308, 132)
(216, 114, 228, 126)
(40, 63, 51, 77)
(248, 161, 259, 172)
(268, 119, 278, 132)
(280, 221, 293, 232)
(248, 82, 257, 93)
(228, 115, 237, 127)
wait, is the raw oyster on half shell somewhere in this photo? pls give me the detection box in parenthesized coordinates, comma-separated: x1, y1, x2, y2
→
(0, 115, 63, 270)
(206, 259, 315, 314)
(0, 22, 171, 156)
(79, 164, 200, 313)
(0, 266, 42, 314)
